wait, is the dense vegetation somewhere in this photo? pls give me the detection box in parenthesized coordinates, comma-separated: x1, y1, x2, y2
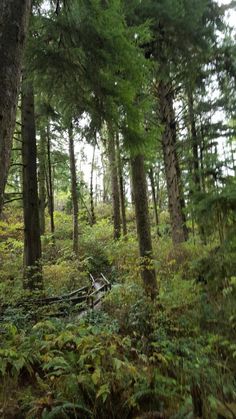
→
(0, 0, 236, 418)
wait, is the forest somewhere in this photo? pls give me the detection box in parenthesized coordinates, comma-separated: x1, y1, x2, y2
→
(0, 0, 236, 418)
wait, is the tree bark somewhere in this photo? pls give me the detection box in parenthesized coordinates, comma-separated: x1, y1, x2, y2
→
(38, 128, 46, 235)
(131, 154, 157, 299)
(116, 134, 127, 236)
(108, 130, 121, 240)
(188, 91, 208, 243)
(21, 78, 42, 289)
(158, 81, 188, 244)
(68, 124, 79, 255)
(46, 125, 55, 236)
(101, 147, 110, 203)
(199, 121, 206, 193)
(90, 142, 96, 225)
(0, 0, 31, 215)
(149, 167, 160, 236)
(188, 89, 201, 192)
(129, 159, 135, 207)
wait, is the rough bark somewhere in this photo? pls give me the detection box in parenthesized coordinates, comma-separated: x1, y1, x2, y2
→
(100, 137, 110, 203)
(199, 122, 206, 193)
(131, 154, 157, 299)
(129, 159, 135, 207)
(188, 89, 201, 192)
(0, 0, 31, 215)
(21, 79, 42, 289)
(46, 125, 55, 236)
(149, 167, 160, 236)
(90, 143, 96, 225)
(38, 128, 46, 235)
(68, 124, 79, 255)
(108, 131, 121, 240)
(116, 134, 127, 237)
(188, 92, 208, 243)
(156, 163, 161, 210)
(158, 81, 188, 244)
(101, 148, 110, 203)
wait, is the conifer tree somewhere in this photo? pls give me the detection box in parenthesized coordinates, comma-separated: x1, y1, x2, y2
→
(27, 0, 158, 293)
(125, 0, 227, 243)
(21, 76, 42, 289)
(0, 0, 31, 215)
(116, 134, 127, 237)
(108, 127, 121, 240)
(68, 123, 79, 256)
(46, 124, 55, 237)
(38, 126, 47, 235)
(131, 154, 157, 299)
(90, 141, 97, 226)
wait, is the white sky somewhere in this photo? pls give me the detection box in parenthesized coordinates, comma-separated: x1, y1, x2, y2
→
(218, 0, 236, 27)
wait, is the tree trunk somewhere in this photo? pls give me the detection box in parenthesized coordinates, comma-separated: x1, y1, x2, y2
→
(131, 154, 157, 299)
(101, 148, 110, 203)
(156, 163, 162, 211)
(108, 130, 121, 240)
(188, 89, 201, 192)
(129, 159, 135, 207)
(46, 125, 55, 236)
(188, 92, 208, 243)
(90, 142, 96, 225)
(68, 124, 79, 256)
(0, 0, 31, 215)
(116, 134, 127, 236)
(199, 121, 206, 193)
(21, 78, 42, 289)
(158, 81, 188, 244)
(149, 167, 160, 236)
(38, 128, 46, 235)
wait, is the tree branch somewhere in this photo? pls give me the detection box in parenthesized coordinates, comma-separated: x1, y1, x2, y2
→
(4, 197, 22, 205)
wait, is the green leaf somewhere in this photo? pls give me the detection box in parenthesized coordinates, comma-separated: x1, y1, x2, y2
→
(92, 368, 101, 385)
(96, 384, 110, 403)
(113, 357, 122, 370)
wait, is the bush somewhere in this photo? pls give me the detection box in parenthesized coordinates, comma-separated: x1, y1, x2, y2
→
(43, 261, 88, 295)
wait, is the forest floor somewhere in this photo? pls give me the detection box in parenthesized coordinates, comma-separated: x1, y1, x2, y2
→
(0, 206, 236, 419)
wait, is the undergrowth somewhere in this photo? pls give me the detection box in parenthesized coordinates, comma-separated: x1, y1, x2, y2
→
(0, 210, 235, 418)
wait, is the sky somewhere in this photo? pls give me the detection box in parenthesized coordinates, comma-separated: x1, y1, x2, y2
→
(218, 0, 236, 27)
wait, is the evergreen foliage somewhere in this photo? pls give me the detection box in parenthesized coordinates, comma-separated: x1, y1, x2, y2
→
(0, 0, 236, 417)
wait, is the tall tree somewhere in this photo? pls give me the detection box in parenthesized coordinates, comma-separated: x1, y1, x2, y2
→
(0, 0, 31, 215)
(116, 134, 127, 237)
(28, 0, 158, 296)
(90, 141, 96, 226)
(38, 127, 47, 235)
(21, 77, 42, 289)
(101, 141, 110, 203)
(187, 88, 201, 193)
(108, 129, 121, 240)
(125, 0, 225, 243)
(148, 167, 160, 237)
(68, 123, 79, 255)
(158, 81, 188, 244)
(46, 124, 55, 237)
(131, 154, 157, 299)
